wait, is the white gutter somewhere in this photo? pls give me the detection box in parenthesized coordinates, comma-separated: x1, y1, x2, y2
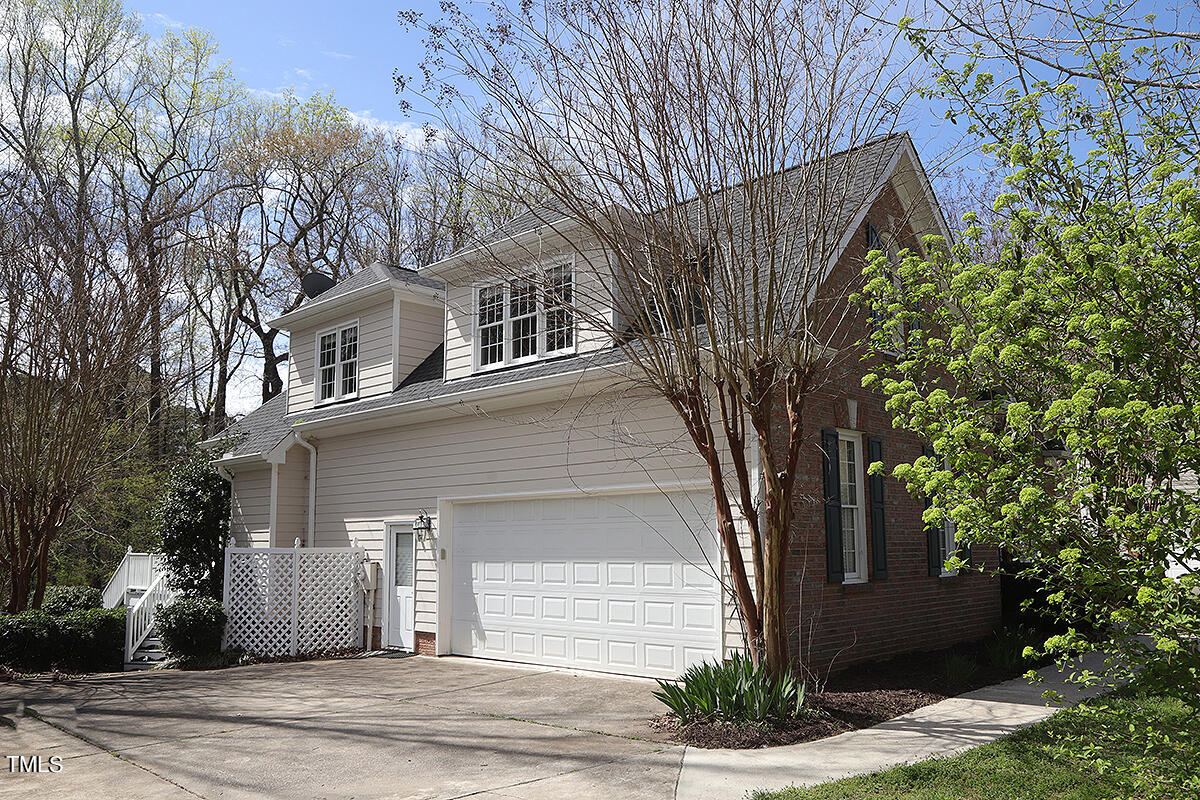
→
(292, 432, 318, 548)
(216, 465, 236, 545)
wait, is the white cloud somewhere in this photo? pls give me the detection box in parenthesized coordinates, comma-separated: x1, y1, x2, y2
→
(142, 11, 184, 29)
(293, 68, 313, 81)
(248, 87, 287, 102)
(348, 110, 424, 143)
(277, 36, 296, 47)
(321, 50, 354, 60)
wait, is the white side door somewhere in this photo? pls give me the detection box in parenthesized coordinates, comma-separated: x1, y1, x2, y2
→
(387, 524, 415, 650)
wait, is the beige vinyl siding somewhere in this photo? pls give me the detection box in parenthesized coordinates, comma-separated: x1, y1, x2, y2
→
(722, 517, 755, 657)
(287, 330, 315, 414)
(273, 447, 309, 547)
(443, 233, 615, 381)
(397, 299, 443, 383)
(287, 297, 396, 415)
(230, 466, 271, 547)
(306, 386, 710, 634)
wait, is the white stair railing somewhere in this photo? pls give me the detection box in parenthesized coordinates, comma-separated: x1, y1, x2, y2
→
(103, 551, 165, 608)
(102, 553, 131, 609)
(125, 572, 175, 663)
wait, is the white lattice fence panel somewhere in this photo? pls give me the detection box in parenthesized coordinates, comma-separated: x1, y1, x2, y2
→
(297, 550, 363, 654)
(223, 546, 364, 658)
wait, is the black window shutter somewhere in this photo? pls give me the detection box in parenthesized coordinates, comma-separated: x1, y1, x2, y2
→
(923, 444, 942, 576)
(867, 436, 887, 579)
(822, 428, 844, 583)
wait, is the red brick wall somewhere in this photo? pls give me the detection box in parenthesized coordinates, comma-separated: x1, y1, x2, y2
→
(780, 181, 1001, 674)
(415, 630, 437, 656)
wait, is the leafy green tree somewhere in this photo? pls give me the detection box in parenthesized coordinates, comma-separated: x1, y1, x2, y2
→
(863, 5, 1199, 792)
(154, 455, 230, 599)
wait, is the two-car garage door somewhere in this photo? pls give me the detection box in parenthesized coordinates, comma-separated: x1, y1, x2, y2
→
(450, 490, 722, 678)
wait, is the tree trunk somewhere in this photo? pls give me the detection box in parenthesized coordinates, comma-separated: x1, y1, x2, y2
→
(258, 327, 286, 402)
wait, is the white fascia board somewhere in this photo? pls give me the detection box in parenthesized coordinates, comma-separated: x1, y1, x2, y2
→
(210, 451, 272, 469)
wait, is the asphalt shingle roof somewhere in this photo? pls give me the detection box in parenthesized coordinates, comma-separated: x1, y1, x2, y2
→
(217, 135, 912, 461)
(213, 344, 631, 460)
(450, 199, 576, 256)
(301, 264, 444, 308)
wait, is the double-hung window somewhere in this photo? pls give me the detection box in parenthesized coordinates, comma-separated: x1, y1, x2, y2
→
(838, 430, 869, 583)
(937, 456, 960, 576)
(475, 263, 575, 370)
(939, 516, 959, 577)
(545, 263, 574, 352)
(316, 321, 358, 404)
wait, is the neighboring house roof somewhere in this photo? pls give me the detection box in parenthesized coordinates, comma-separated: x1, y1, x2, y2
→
(211, 344, 632, 463)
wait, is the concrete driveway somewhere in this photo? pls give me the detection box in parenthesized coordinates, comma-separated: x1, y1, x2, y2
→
(0, 655, 683, 800)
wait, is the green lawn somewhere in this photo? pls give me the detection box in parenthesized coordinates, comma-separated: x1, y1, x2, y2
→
(752, 683, 1199, 800)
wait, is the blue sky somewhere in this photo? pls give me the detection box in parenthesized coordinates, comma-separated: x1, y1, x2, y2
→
(135, 2, 434, 132)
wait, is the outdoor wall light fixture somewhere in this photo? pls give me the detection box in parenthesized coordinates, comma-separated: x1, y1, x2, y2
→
(413, 510, 434, 543)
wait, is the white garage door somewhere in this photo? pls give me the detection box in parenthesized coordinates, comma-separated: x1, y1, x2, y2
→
(451, 490, 722, 678)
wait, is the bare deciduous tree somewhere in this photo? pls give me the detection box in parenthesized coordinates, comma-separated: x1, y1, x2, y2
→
(0, 0, 155, 610)
(402, 0, 920, 672)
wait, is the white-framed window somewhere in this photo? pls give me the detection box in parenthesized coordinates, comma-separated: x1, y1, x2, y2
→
(316, 320, 358, 404)
(477, 285, 505, 367)
(939, 516, 959, 577)
(838, 429, 869, 583)
(545, 263, 574, 352)
(509, 277, 539, 362)
(474, 262, 576, 371)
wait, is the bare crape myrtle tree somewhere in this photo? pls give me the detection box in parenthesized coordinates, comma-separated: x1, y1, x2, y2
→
(400, 0, 923, 673)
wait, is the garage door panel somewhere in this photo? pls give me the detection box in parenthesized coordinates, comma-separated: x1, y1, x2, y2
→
(451, 490, 722, 678)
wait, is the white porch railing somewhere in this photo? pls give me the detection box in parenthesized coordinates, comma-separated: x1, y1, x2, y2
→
(102, 550, 165, 608)
(125, 572, 176, 662)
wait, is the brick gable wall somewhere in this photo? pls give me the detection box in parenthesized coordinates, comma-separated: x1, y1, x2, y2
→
(777, 182, 1001, 675)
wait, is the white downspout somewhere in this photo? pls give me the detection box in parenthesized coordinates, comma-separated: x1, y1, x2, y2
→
(293, 432, 318, 548)
(268, 463, 280, 545)
(216, 464, 235, 544)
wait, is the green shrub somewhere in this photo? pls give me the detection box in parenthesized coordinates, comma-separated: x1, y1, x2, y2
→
(42, 585, 104, 616)
(0, 607, 125, 673)
(154, 456, 230, 599)
(156, 597, 226, 667)
(653, 652, 810, 726)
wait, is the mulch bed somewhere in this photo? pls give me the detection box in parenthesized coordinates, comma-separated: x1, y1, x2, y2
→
(654, 639, 1036, 749)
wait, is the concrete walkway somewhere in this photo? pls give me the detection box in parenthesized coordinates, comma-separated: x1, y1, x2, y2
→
(676, 654, 1108, 800)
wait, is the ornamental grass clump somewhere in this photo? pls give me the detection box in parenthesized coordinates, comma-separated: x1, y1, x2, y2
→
(653, 653, 811, 726)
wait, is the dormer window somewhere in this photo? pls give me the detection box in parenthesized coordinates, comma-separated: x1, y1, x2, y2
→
(317, 321, 358, 404)
(475, 264, 575, 371)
